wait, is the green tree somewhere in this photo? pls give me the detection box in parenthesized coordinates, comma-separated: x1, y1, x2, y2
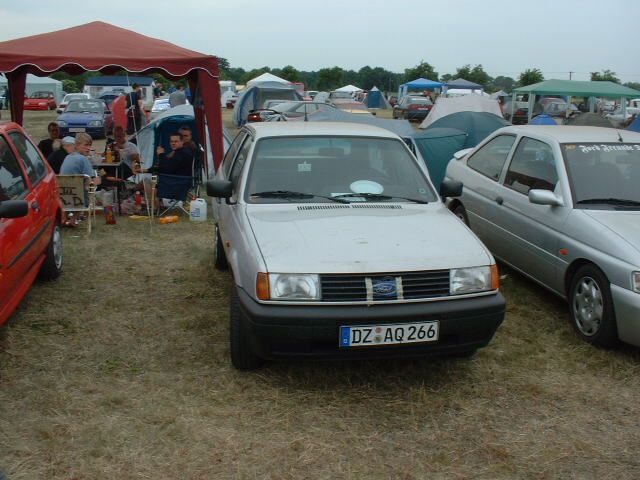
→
(61, 79, 79, 93)
(317, 67, 344, 91)
(278, 65, 301, 83)
(491, 75, 515, 93)
(624, 82, 640, 91)
(404, 61, 438, 83)
(451, 64, 491, 86)
(358, 66, 398, 91)
(440, 73, 453, 83)
(518, 68, 544, 87)
(591, 70, 620, 83)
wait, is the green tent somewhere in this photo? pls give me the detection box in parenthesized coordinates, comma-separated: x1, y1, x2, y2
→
(512, 79, 640, 122)
(514, 79, 640, 98)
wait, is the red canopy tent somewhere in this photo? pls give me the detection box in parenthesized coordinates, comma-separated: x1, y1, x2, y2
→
(0, 21, 224, 171)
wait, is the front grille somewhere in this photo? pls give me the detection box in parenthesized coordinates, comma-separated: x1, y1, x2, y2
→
(320, 270, 450, 302)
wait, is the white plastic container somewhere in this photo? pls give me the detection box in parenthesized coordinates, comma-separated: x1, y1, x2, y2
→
(189, 198, 207, 222)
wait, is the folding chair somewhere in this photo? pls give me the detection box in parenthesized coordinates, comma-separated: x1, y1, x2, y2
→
(56, 174, 101, 235)
(156, 173, 194, 216)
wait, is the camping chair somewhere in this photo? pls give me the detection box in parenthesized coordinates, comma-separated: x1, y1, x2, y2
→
(56, 174, 101, 235)
(155, 173, 194, 216)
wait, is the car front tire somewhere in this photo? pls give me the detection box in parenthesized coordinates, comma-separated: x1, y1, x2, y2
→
(213, 225, 228, 271)
(569, 264, 618, 347)
(229, 288, 263, 370)
(39, 221, 62, 280)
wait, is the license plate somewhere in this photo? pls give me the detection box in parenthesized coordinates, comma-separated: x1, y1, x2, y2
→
(339, 321, 439, 348)
(69, 127, 85, 132)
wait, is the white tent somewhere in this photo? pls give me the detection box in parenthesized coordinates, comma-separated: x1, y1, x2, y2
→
(246, 72, 289, 87)
(444, 88, 490, 98)
(335, 84, 363, 93)
(420, 95, 503, 129)
(0, 73, 64, 104)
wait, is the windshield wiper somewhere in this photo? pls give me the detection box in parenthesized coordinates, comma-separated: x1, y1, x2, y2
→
(250, 190, 349, 203)
(334, 192, 429, 204)
(577, 198, 640, 207)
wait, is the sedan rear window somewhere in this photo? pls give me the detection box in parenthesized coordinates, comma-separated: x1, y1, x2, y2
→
(245, 136, 437, 203)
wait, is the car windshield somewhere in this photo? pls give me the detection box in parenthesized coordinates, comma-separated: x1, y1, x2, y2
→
(65, 94, 86, 102)
(65, 101, 103, 113)
(245, 136, 437, 204)
(30, 92, 51, 99)
(562, 142, 640, 209)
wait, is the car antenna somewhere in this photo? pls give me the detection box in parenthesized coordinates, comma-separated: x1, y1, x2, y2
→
(616, 129, 624, 143)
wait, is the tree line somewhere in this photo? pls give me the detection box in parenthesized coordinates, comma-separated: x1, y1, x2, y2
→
(50, 61, 640, 94)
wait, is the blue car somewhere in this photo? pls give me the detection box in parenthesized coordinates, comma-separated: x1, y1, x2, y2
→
(56, 99, 114, 139)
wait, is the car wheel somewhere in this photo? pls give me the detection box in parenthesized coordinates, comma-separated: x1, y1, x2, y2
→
(229, 288, 263, 370)
(38, 221, 62, 280)
(453, 204, 469, 226)
(569, 264, 618, 347)
(214, 225, 228, 271)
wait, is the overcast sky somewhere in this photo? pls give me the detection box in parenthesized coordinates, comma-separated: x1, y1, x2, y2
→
(1, 0, 639, 83)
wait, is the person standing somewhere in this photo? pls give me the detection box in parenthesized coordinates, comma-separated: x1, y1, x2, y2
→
(38, 122, 60, 158)
(126, 83, 144, 135)
(47, 135, 75, 174)
(168, 84, 187, 108)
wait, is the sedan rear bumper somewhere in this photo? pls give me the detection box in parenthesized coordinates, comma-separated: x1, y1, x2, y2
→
(236, 287, 505, 360)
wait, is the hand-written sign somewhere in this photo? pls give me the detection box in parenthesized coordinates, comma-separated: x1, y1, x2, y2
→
(56, 176, 88, 208)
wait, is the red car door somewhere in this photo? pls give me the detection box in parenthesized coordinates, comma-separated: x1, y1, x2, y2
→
(0, 134, 42, 324)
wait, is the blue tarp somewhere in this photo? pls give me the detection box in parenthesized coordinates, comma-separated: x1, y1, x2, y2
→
(398, 78, 443, 99)
(233, 81, 301, 126)
(627, 116, 640, 133)
(529, 114, 558, 125)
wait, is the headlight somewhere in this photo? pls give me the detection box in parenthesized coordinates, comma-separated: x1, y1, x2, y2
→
(88, 120, 103, 127)
(257, 273, 320, 301)
(57, 120, 67, 127)
(633, 272, 640, 293)
(450, 266, 497, 295)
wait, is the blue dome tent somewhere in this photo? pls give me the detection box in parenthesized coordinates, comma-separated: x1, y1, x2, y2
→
(529, 114, 558, 125)
(364, 86, 390, 109)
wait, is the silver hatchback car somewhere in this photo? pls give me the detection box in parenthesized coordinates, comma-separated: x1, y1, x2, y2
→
(445, 126, 640, 348)
(208, 122, 505, 369)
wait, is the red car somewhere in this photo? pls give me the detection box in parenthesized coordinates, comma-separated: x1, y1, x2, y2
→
(0, 122, 64, 325)
(23, 91, 57, 111)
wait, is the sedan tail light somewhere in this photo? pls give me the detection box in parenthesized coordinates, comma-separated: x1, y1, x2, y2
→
(409, 104, 419, 110)
(247, 112, 262, 122)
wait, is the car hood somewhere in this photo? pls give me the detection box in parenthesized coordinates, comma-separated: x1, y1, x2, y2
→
(582, 210, 640, 255)
(58, 112, 103, 122)
(246, 204, 492, 273)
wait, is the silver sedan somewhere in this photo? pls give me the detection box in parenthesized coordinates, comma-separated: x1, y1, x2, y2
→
(445, 125, 640, 347)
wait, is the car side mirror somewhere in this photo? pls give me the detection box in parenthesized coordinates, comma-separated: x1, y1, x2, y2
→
(440, 179, 463, 198)
(0, 200, 29, 218)
(528, 189, 563, 206)
(206, 179, 233, 199)
(453, 148, 473, 160)
(56, 108, 63, 114)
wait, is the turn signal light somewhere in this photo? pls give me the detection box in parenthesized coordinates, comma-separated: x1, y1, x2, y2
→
(256, 273, 270, 300)
(491, 264, 500, 290)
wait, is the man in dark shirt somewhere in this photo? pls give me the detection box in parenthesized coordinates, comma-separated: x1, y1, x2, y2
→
(126, 83, 144, 135)
(37, 122, 60, 158)
(150, 132, 193, 176)
(47, 135, 75, 174)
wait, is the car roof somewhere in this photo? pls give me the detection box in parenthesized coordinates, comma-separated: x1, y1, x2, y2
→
(245, 121, 400, 140)
(494, 125, 640, 143)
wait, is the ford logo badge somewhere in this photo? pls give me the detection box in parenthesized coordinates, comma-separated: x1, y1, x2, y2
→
(372, 278, 397, 298)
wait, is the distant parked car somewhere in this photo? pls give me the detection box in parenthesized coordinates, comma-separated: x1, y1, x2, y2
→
(57, 93, 90, 114)
(207, 122, 505, 369)
(0, 87, 7, 109)
(392, 96, 433, 121)
(23, 91, 57, 111)
(97, 91, 123, 109)
(0, 122, 64, 325)
(445, 125, 640, 348)
(248, 101, 336, 123)
(503, 100, 528, 125)
(56, 99, 114, 139)
(226, 94, 238, 109)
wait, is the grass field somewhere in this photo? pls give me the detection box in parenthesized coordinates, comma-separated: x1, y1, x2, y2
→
(1, 110, 639, 479)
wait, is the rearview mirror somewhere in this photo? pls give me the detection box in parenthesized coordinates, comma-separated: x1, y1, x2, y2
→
(440, 179, 463, 198)
(206, 179, 233, 198)
(529, 189, 563, 206)
(0, 200, 29, 219)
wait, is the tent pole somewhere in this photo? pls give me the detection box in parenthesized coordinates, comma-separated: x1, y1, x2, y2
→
(7, 70, 26, 125)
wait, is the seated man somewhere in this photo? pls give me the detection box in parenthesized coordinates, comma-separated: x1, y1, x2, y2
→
(47, 136, 75, 174)
(140, 132, 193, 177)
(60, 133, 101, 187)
(38, 122, 60, 159)
(109, 125, 140, 179)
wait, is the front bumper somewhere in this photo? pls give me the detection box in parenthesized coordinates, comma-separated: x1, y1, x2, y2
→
(236, 287, 505, 360)
(611, 284, 640, 346)
(24, 104, 51, 111)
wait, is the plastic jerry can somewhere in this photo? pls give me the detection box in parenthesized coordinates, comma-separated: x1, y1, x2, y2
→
(189, 198, 207, 222)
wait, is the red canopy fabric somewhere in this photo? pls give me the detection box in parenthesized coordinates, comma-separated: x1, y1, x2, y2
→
(0, 21, 224, 170)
